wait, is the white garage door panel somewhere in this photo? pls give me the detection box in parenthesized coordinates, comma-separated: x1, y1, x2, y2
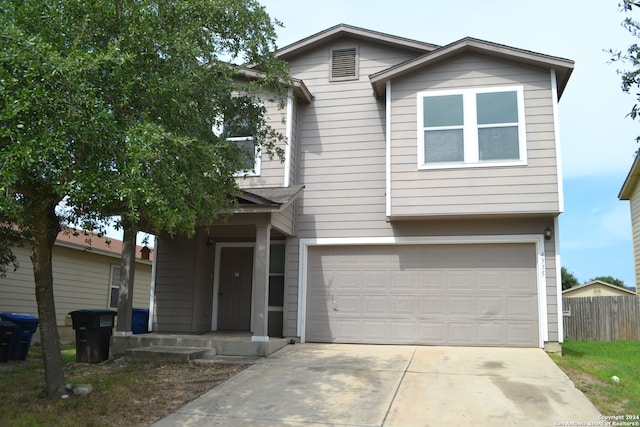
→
(306, 244, 538, 347)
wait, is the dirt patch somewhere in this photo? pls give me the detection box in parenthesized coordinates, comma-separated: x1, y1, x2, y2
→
(555, 364, 627, 415)
(0, 358, 249, 427)
(82, 361, 249, 426)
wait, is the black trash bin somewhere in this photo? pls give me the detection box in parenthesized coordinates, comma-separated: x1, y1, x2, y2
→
(0, 313, 39, 360)
(0, 320, 18, 362)
(69, 309, 117, 363)
(131, 308, 149, 334)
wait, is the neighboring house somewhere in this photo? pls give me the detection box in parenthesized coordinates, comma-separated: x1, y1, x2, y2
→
(562, 280, 637, 298)
(619, 155, 640, 300)
(144, 24, 574, 350)
(0, 230, 153, 342)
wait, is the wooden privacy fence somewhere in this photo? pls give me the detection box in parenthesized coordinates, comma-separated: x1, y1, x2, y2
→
(562, 296, 640, 341)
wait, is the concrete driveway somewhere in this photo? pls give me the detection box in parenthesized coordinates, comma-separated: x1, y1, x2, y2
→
(152, 344, 601, 426)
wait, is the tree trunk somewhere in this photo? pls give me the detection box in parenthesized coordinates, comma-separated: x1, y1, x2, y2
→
(116, 218, 137, 334)
(30, 202, 65, 398)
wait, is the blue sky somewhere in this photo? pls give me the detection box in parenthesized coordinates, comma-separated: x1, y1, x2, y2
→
(257, 0, 640, 288)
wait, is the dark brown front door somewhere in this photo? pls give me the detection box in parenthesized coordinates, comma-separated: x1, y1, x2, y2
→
(217, 246, 253, 330)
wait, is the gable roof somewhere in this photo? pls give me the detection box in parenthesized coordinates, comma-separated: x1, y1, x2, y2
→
(370, 37, 574, 98)
(274, 23, 438, 60)
(562, 279, 636, 296)
(619, 154, 640, 200)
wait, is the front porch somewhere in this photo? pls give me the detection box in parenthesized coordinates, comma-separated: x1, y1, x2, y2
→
(111, 331, 290, 361)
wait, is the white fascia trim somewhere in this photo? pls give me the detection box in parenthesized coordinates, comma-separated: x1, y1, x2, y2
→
(148, 235, 158, 332)
(386, 80, 392, 217)
(551, 70, 565, 213)
(297, 234, 548, 347)
(554, 216, 563, 343)
(211, 242, 256, 331)
(284, 88, 294, 187)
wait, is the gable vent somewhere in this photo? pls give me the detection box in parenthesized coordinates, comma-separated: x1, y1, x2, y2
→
(331, 47, 358, 81)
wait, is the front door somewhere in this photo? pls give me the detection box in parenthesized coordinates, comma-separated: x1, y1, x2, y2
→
(217, 246, 253, 330)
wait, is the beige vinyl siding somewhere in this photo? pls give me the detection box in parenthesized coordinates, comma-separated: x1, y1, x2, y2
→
(0, 244, 151, 328)
(271, 204, 295, 236)
(281, 40, 419, 334)
(153, 235, 197, 332)
(390, 54, 559, 217)
(631, 184, 640, 290)
(289, 40, 413, 239)
(280, 41, 562, 340)
(282, 237, 300, 337)
(237, 96, 288, 189)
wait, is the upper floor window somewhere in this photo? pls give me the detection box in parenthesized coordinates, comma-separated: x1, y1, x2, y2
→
(417, 86, 526, 169)
(330, 47, 358, 81)
(213, 117, 261, 177)
(109, 265, 120, 309)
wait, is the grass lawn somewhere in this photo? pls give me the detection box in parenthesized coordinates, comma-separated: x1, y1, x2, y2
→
(0, 343, 248, 427)
(551, 340, 640, 416)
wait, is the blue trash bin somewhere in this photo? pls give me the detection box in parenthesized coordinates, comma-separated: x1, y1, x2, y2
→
(0, 313, 39, 360)
(131, 308, 149, 334)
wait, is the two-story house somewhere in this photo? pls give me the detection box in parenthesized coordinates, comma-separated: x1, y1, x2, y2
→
(147, 24, 573, 351)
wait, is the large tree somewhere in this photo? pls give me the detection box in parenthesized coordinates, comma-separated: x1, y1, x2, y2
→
(1, 0, 289, 398)
(561, 267, 580, 291)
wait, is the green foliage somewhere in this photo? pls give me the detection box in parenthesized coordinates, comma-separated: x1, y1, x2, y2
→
(0, 0, 290, 397)
(0, 0, 290, 237)
(561, 266, 580, 290)
(589, 275, 627, 287)
(611, 1, 640, 144)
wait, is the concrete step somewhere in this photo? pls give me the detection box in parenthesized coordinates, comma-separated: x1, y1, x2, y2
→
(125, 346, 216, 363)
(112, 334, 289, 358)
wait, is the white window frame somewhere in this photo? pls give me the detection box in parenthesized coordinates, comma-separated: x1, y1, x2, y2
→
(268, 241, 286, 313)
(417, 86, 527, 170)
(229, 136, 261, 177)
(108, 265, 120, 309)
(213, 119, 262, 177)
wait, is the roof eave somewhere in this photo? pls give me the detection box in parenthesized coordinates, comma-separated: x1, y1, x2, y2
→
(619, 154, 640, 200)
(370, 38, 575, 98)
(275, 23, 438, 61)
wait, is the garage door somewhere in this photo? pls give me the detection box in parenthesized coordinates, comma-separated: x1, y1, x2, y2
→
(305, 243, 538, 347)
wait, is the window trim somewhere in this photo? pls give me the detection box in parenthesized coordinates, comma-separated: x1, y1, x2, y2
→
(213, 116, 262, 177)
(229, 136, 261, 177)
(109, 265, 120, 309)
(268, 241, 285, 312)
(417, 86, 527, 170)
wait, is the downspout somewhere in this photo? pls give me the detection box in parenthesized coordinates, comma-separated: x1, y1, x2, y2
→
(147, 235, 157, 332)
(550, 69, 565, 343)
(551, 70, 564, 213)
(386, 80, 392, 217)
(554, 216, 563, 344)
(284, 88, 294, 187)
